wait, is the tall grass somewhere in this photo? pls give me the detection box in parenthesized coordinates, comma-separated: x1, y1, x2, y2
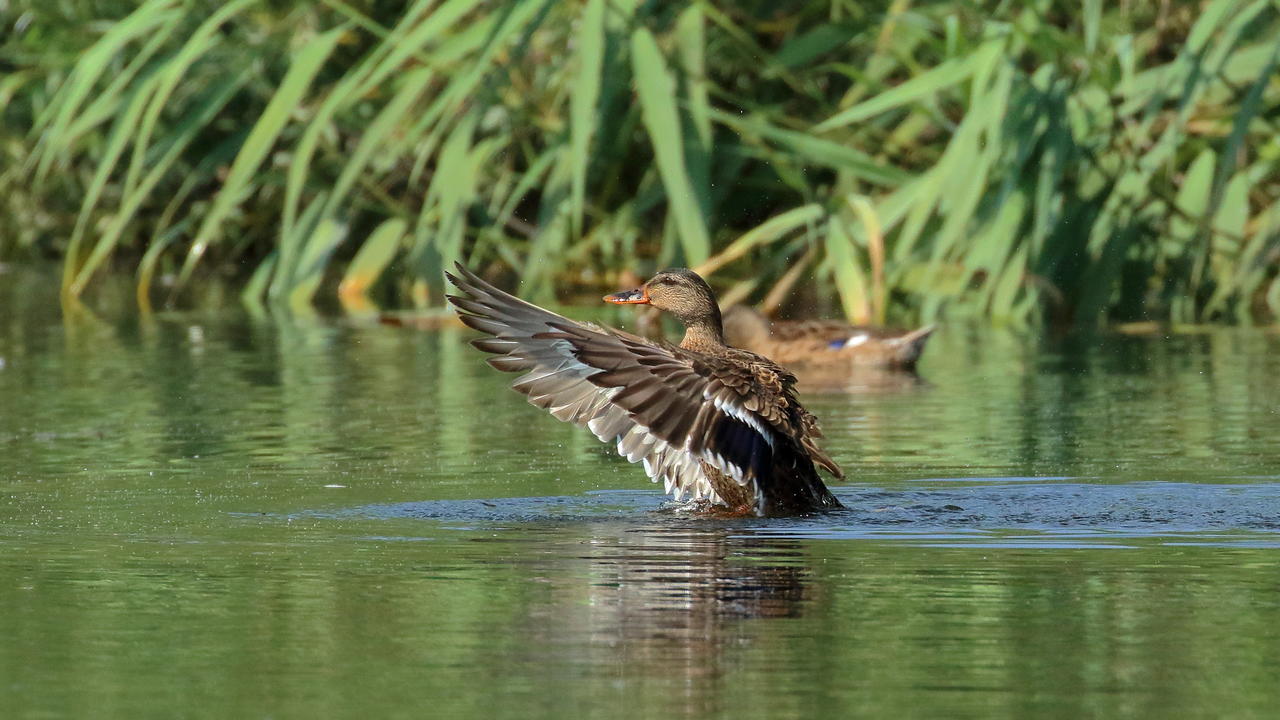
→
(2, 0, 1278, 324)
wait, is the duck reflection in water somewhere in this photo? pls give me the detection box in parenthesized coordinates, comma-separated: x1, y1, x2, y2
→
(521, 522, 815, 713)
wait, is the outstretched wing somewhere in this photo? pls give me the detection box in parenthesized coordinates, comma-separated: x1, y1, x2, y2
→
(446, 264, 782, 509)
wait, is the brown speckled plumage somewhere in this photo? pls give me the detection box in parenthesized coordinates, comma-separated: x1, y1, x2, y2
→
(446, 265, 843, 517)
(722, 305, 935, 370)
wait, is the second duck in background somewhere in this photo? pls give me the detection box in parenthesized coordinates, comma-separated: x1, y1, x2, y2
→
(722, 305, 935, 371)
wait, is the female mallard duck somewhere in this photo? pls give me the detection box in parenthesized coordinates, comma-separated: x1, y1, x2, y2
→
(722, 305, 934, 371)
(446, 265, 843, 517)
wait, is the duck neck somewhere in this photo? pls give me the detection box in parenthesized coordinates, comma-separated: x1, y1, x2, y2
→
(679, 309, 726, 352)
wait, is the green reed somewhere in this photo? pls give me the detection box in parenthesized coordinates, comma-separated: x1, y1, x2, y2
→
(2, 0, 1277, 325)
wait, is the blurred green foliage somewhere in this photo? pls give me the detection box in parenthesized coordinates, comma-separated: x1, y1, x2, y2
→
(1, 0, 1278, 324)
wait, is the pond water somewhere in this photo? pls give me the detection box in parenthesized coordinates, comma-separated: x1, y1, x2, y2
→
(2, 266, 1279, 718)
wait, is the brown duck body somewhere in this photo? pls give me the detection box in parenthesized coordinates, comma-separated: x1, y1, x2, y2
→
(675, 321, 843, 514)
(446, 266, 843, 517)
(722, 305, 934, 371)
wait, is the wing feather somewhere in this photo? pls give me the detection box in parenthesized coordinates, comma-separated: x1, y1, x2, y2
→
(446, 265, 787, 508)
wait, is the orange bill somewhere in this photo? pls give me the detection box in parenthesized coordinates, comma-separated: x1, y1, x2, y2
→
(603, 287, 650, 304)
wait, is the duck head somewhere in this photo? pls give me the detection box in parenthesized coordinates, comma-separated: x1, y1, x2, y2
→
(604, 268, 724, 346)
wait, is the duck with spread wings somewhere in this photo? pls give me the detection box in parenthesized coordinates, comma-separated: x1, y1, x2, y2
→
(445, 265, 844, 517)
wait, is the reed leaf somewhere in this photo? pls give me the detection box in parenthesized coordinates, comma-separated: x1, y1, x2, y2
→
(339, 218, 408, 306)
(30, 0, 180, 181)
(707, 109, 907, 187)
(68, 73, 247, 296)
(631, 28, 709, 265)
(568, 0, 605, 239)
(815, 41, 1000, 131)
(178, 26, 346, 291)
(121, 0, 254, 201)
(825, 218, 870, 324)
(289, 218, 349, 311)
(695, 204, 823, 278)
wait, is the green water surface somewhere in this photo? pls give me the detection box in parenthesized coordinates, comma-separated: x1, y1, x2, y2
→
(2, 267, 1279, 719)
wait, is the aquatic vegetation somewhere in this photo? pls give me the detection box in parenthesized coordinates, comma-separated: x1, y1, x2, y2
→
(2, 0, 1278, 324)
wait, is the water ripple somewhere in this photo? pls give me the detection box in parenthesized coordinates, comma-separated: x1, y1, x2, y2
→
(295, 480, 1280, 548)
